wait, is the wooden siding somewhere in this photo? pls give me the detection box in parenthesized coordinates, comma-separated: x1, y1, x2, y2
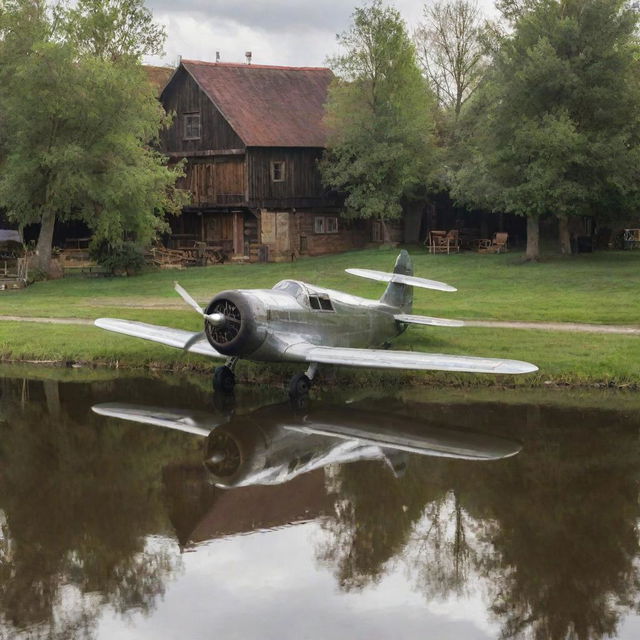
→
(247, 148, 328, 208)
(178, 157, 246, 206)
(160, 67, 245, 153)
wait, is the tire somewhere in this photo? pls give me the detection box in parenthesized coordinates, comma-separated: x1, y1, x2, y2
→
(213, 366, 236, 394)
(289, 373, 311, 398)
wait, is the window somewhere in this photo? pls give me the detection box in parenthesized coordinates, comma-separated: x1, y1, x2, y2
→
(183, 113, 201, 140)
(314, 216, 338, 234)
(308, 294, 334, 311)
(271, 161, 286, 182)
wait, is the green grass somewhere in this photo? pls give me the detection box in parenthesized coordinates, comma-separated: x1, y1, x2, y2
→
(2, 248, 640, 324)
(1, 248, 639, 388)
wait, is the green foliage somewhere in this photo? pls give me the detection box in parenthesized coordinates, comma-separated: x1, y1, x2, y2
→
(320, 0, 437, 221)
(0, 0, 187, 271)
(452, 0, 640, 225)
(56, 0, 166, 61)
(89, 239, 146, 274)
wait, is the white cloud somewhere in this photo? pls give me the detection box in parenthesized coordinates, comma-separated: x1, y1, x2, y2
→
(145, 0, 498, 68)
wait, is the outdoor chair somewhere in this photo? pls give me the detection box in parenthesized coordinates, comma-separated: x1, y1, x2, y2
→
(476, 232, 509, 254)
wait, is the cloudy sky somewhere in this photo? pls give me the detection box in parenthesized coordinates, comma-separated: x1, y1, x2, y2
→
(145, 0, 497, 69)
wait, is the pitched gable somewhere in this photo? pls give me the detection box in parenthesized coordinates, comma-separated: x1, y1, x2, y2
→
(178, 61, 333, 148)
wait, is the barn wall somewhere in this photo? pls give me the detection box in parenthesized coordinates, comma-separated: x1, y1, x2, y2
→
(257, 211, 369, 260)
(160, 68, 244, 153)
(176, 156, 246, 206)
(247, 148, 327, 208)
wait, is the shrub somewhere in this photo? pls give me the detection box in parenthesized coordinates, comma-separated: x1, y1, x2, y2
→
(89, 240, 146, 275)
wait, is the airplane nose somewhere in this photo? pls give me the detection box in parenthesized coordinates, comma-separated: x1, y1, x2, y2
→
(204, 312, 226, 327)
(206, 451, 226, 464)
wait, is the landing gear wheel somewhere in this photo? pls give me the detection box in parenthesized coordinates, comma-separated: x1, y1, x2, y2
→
(289, 373, 311, 398)
(213, 366, 236, 394)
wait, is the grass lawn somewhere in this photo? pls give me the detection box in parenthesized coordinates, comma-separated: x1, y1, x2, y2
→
(1, 248, 639, 388)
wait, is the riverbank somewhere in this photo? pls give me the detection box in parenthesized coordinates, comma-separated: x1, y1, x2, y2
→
(1, 248, 639, 389)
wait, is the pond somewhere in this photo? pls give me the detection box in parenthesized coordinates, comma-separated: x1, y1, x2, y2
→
(1, 367, 640, 639)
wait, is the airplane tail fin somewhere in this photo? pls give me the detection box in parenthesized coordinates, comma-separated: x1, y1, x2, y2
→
(380, 250, 413, 312)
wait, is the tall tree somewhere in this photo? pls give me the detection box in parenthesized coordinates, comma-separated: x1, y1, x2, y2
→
(320, 0, 436, 238)
(452, 0, 640, 259)
(0, 0, 185, 275)
(415, 0, 486, 120)
(57, 0, 165, 61)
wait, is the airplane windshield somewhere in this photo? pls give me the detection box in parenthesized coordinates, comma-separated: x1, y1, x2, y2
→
(273, 280, 303, 297)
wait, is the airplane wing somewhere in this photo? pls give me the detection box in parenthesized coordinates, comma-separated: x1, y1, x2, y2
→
(94, 318, 224, 358)
(285, 344, 538, 374)
(345, 268, 457, 292)
(394, 313, 464, 328)
(287, 423, 521, 461)
(92, 402, 228, 436)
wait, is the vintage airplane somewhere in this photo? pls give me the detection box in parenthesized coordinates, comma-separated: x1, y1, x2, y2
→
(95, 250, 537, 396)
(92, 399, 522, 488)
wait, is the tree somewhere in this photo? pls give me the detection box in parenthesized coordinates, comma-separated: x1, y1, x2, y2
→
(0, 0, 185, 275)
(415, 0, 486, 120)
(452, 0, 640, 259)
(57, 0, 165, 61)
(320, 1, 436, 238)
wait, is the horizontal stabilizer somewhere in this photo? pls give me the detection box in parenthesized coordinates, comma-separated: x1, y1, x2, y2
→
(346, 268, 456, 292)
(285, 343, 538, 375)
(395, 313, 464, 328)
(94, 318, 223, 359)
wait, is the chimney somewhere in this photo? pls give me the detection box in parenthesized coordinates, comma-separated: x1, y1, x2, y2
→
(177, 54, 182, 65)
(216, 51, 220, 62)
(245, 51, 252, 65)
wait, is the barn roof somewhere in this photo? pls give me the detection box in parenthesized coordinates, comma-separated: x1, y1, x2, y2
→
(178, 60, 333, 148)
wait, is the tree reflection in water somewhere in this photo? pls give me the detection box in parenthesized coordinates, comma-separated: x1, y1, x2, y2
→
(0, 377, 200, 639)
(317, 402, 640, 640)
(2, 376, 640, 640)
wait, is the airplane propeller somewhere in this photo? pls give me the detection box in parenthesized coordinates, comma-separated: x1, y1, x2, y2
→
(174, 282, 226, 350)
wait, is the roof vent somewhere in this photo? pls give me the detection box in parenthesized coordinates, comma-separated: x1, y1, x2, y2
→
(245, 51, 252, 65)
(216, 51, 220, 62)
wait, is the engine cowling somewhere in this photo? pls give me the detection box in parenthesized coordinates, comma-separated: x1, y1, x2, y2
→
(203, 420, 268, 488)
(203, 290, 266, 356)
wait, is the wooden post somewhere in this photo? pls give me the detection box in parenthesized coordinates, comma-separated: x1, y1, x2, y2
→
(233, 212, 244, 256)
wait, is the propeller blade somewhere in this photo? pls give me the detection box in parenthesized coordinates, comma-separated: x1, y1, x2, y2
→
(183, 331, 207, 351)
(174, 282, 204, 315)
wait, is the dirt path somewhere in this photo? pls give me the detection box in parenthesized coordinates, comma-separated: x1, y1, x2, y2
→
(1, 315, 639, 335)
(463, 320, 640, 335)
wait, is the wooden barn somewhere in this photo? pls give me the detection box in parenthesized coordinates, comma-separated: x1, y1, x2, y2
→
(159, 60, 371, 262)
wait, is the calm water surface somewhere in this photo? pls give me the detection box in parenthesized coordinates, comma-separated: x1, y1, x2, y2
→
(1, 369, 640, 640)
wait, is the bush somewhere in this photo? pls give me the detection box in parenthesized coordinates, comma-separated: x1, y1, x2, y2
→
(89, 240, 146, 276)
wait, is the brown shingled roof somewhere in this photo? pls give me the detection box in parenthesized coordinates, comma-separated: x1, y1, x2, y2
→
(180, 60, 333, 147)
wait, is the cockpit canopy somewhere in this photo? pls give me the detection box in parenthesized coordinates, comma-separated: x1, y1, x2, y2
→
(273, 280, 334, 311)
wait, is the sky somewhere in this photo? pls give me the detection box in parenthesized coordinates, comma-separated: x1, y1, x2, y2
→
(144, 0, 498, 69)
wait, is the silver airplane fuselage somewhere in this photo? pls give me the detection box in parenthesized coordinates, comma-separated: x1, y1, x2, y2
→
(203, 280, 404, 363)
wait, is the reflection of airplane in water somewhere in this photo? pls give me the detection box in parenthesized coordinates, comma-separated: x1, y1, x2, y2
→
(93, 400, 522, 489)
